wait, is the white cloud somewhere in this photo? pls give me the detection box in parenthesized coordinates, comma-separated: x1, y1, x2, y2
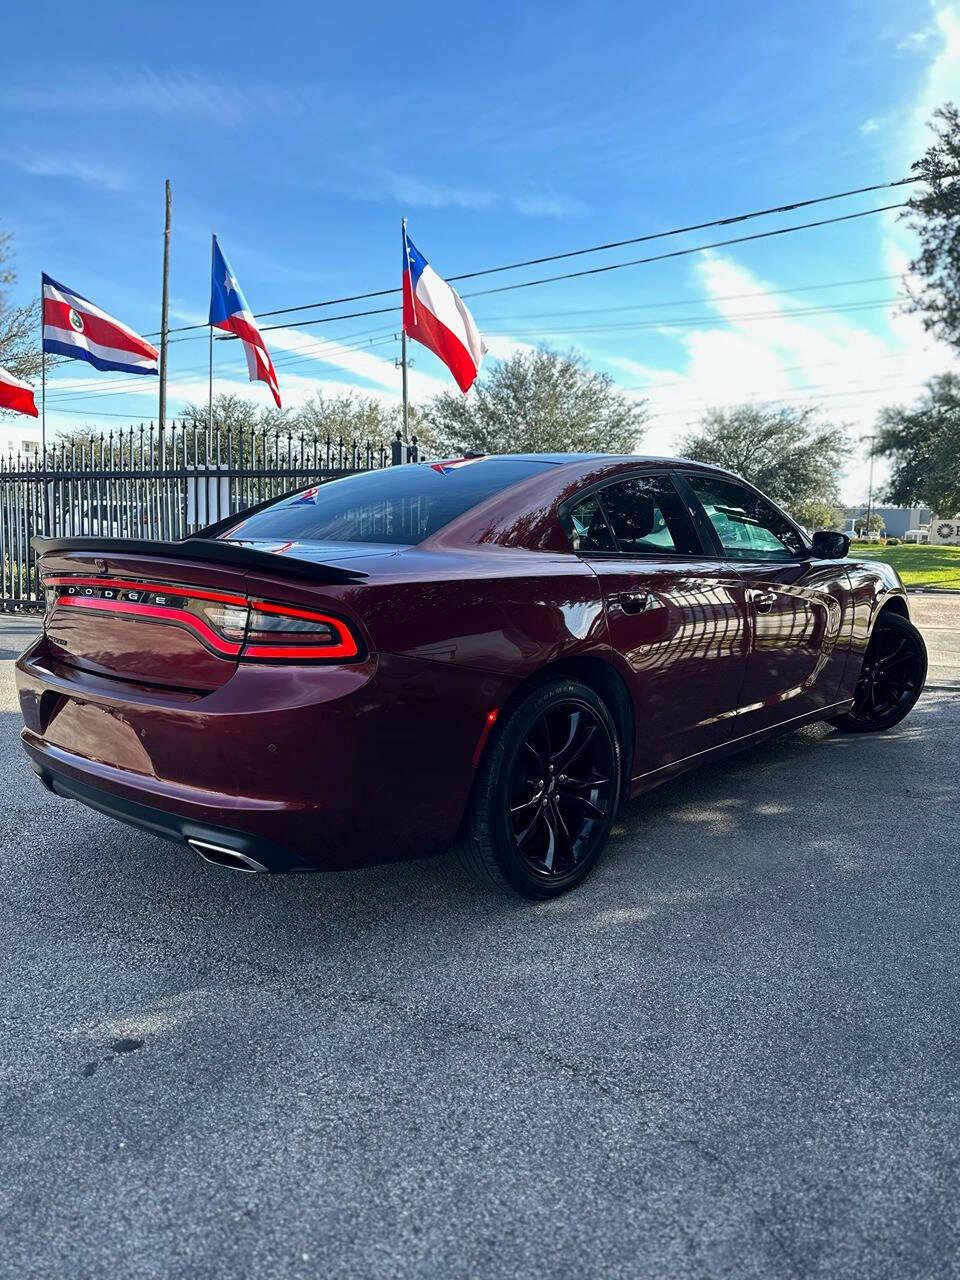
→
(3, 151, 125, 190)
(0, 68, 303, 123)
(341, 168, 585, 218)
(897, 24, 938, 51)
(613, 252, 955, 504)
(901, 4, 960, 162)
(860, 118, 881, 135)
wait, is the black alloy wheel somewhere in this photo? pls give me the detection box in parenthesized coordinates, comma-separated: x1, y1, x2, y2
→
(829, 611, 927, 733)
(466, 679, 621, 898)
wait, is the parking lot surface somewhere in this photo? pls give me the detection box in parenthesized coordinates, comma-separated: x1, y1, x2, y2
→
(1, 600, 958, 1279)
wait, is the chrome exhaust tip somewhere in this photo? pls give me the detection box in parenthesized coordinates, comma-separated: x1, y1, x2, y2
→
(187, 838, 267, 874)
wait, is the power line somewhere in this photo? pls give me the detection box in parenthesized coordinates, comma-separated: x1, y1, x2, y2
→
(644, 380, 933, 417)
(42, 285, 910, 408)
(459, 204, 906, 301)
(482, 298, 899, 339)
(143, 176, 921, 338)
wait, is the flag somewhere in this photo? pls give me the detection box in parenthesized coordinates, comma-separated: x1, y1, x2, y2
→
(42, 275, 158, 375)
(402, 229, 485, 393)
(0, 365, 39, 417)
(208, 237, 281, 408)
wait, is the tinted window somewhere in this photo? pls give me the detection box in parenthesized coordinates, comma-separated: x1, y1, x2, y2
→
(568, 493, 616, 552)
(570, 475, 700, 556)
(687, 475, 806, 561)
(220, 459, 553, 546)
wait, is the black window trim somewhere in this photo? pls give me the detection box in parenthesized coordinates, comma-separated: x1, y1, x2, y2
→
(673, 471, 813, 563)
(558, 469, 711, 561)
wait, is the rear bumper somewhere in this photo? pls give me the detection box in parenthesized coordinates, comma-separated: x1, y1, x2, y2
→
(26, 752, 308, 872)
(16, 637, 519, 872)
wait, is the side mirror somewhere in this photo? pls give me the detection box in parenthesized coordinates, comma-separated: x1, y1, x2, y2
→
(812, 529, 850, 559)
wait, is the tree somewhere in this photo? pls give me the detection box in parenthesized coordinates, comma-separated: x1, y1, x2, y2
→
(854, 514, 885, 537)
(423, 347, 647, 456)
(874, 373, 960, 515)
(0, 230, 42, 390)
(678, 403, 850, 520)
(902, 103, 960, 353)
(792, 498, 845, 533)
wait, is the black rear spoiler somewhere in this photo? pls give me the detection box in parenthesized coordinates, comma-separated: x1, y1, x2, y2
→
(31, 536, 368, 585)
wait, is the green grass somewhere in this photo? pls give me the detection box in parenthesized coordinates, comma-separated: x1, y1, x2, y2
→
(854, 542, 960, 589)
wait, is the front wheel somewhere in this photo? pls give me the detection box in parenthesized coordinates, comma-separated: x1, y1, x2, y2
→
(829, 611, 927, 733)
(465, 679, 622, 898)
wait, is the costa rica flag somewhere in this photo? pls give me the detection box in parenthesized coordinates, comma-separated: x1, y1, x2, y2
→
(402, 228, 485, 393)
(42, 275, 158, 376)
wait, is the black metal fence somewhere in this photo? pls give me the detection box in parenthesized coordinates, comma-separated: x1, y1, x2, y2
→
(0, 420, 421, 610)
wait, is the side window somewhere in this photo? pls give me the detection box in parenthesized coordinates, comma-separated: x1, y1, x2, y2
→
(686, 475, 806, 561)
(569, 475, 701, 556)
(568, 493, 616, 553)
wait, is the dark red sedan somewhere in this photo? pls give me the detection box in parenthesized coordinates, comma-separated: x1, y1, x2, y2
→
(16, 455, 927, 898)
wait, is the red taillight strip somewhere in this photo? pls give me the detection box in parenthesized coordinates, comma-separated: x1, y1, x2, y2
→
(242, 643, 358, 660)
(45, 576, 248, 607)
(244, 600, 360, 660)
(46, 580, 362, 663)
(55, 595, 242, 656)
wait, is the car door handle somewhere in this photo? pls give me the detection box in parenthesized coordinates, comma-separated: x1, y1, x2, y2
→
(752, 591, 778, 614)
(618, 591, 649, 614)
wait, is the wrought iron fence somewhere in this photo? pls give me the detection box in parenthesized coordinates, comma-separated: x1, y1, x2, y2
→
(0, 420, 421, 610)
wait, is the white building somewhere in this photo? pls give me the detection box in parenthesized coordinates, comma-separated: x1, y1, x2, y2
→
(0, 416, 43, 461)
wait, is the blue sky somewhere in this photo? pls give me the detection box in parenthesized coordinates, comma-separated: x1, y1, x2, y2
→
(3, 0, 959, 500)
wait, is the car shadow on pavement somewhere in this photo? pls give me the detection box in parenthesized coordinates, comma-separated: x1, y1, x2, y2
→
(2, 687, 954, 981)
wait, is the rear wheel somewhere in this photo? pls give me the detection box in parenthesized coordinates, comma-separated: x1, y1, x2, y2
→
(465, 679, 621, 899)
(829, 612, 927, 733)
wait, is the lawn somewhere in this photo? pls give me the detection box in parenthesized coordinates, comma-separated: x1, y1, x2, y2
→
(854, 542, 960, 589)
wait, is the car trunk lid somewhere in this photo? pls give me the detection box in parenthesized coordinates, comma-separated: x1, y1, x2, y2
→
(35, 537, 370, 692)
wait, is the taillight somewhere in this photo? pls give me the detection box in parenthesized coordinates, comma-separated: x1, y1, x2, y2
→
(241, 601, 360, 661)
(41, 576, 362, 664)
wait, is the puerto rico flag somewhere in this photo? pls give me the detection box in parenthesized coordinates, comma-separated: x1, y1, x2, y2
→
(209, 237, 281, 408)
(0, 365, 39, 417)
(402, 229, 485, 393)
(42, 275, 158, 375)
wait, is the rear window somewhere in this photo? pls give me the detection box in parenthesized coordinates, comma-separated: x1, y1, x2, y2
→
(220, 458, 553, 546)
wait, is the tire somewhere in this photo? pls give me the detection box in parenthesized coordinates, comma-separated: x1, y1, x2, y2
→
(829, 612, 927, 733)
(464, 678, 622, 899)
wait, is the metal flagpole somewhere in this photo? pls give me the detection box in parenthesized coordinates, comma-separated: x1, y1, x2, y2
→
(158, 179, 171, 430)
(40, 271, 50, 535)
(208, 233, 215, 445)
(40, 272, 46, 458)
(401, 218, 410, 439)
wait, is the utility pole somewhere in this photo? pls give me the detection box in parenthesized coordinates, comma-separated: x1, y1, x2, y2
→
(865, 434, 876, 535)
(158, 179, 171, 431)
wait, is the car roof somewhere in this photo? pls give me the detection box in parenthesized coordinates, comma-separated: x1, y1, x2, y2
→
(429, 453, 732, 472)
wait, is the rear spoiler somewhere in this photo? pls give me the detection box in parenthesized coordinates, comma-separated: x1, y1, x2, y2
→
(31, 536, 368, 585)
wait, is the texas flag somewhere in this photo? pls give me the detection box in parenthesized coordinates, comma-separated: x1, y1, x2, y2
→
(209, 237, 281, 408)
(42, 275, 158, 376)
(0, 364, 39, 417)
(402, 229, 485, 393)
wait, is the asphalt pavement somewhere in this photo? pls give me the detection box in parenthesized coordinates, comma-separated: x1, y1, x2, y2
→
(1, 600, 958, 1280)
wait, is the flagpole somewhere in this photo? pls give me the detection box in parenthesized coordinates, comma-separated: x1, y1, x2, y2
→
(39, 272, 46, 458)
(208, 233, 215, 445)
(401, 217, 409, 438)
(39, 270, 50, 535)
(158, 179, 171, 431)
